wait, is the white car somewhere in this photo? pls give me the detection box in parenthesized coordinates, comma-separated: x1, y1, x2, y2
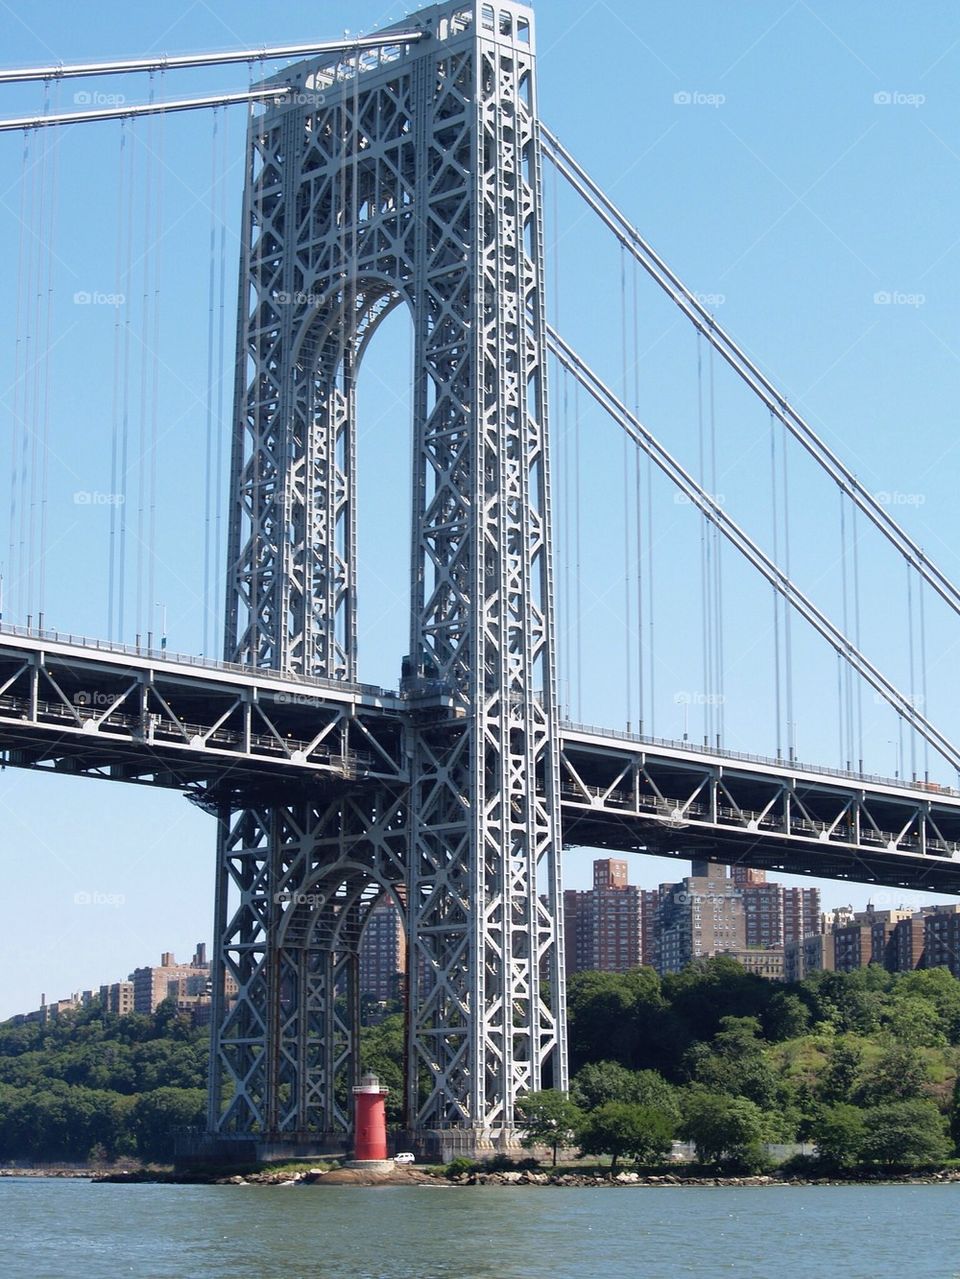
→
(394, 1152, 416, 1165)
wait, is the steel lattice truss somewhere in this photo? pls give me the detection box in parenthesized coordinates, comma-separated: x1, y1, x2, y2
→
(216, 0, 565, 1147)
(558, 730, 960, 893)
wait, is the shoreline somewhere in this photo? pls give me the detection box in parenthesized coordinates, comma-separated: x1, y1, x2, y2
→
(5, 1166, 960, 1189)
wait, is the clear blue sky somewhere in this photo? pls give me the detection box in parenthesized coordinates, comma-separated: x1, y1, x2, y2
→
(0, 0, 958, 1017)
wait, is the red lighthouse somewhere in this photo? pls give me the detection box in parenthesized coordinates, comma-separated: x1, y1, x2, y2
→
(352, 1072, 389, 1161)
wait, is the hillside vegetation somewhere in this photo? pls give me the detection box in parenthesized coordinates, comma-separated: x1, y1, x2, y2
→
(3, 958, 960, 1170)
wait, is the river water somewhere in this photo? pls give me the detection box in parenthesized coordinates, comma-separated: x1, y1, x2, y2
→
(4, 1178, 959, 1278)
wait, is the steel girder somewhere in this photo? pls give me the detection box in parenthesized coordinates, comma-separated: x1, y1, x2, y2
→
(0, 631, 405, 803)
(216, 0, 565, 1148)
(207, 790, 407, 1139)
(2, 632, 959, 894)
(559, 730, 960, 895)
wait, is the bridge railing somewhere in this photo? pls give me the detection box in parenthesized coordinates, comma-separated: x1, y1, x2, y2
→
(0, 622, 393, 700)
(561, 720, 958, 799)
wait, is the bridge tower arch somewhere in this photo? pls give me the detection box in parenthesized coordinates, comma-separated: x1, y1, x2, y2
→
(210, 0, 566, 1155)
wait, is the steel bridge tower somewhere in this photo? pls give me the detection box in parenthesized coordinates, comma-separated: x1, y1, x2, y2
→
(208, 0, 566, 1156)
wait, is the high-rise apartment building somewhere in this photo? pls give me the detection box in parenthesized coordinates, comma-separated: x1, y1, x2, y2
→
(783, 887, 821, 943)
(924, 904, 960, 977)
(131, 945, 211, 1014)
(734, 871, 820, 949)
(741, 882, 785, 949)
(99, 980, 135, 1015)
(358, 896, 406, 1004)
(890, 914, 927, 973)
(563, 859, 648, 976)
(784, 932, 837, 981)
(657, 862, 745, 975)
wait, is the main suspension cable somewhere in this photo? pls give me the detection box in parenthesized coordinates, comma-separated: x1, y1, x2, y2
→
(540, 124, 960, 623)
(548, 324, 960, 773)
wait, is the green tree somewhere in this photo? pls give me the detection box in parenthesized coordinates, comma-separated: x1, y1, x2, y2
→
(884, 996, 946, 1048)
(684, 1017, 779, 1111)
(893, 968, 960, 1045)
(515, 1090, 582, 1166)
(359, 1013, 405, 1123)
(663, 957, 773, 1043)
(817, 1038, 863, 1104)
(762, 991, 811, 1042)
(570, 1061, 679, 1122)
(856, 1043, 931, 1106)
(131, 1087, 206, 1159)
(810, 1104, 867, 1169)
(860, 1100, 950, 1167)
(576, 1101, 674, 1172)
(804, 968, 890, 1035)
(679, 1090, 766, 1170)
(951, 1077, 960, 1153)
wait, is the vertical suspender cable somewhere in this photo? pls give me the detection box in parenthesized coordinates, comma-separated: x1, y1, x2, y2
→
(118, 122, 136, 641)
(561, 366, 571, 716)
(108, 125, 126, 641)
(574, 378, 583, 722)
(906, 564, 917, 780)
(697, 330, 711, 743)
(632, 255, 644, 736)
(204, 110, 219, 657)
(851, 503, 863, 771)
(148, 89, 164, 648)
(645, 399, 655, 735)
(26, 96, 46, 622)
(38, 83, 61, 627)
(135, 88, 154, 641)
(709, 339, 723, 746)
(620, 243, 632, 730)
(214, 106, 229, 651)
(552, 162, 570, 714)
(19, 115, 40, 620)
(781, 416, 794, 759)
(8, 128, 31, 624)
(769, 411, 782, 758)
(839, 493, 851, 768)
(919, 573, 929, 781)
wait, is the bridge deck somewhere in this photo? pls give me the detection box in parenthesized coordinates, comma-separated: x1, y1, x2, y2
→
(0, 628, 958, 893)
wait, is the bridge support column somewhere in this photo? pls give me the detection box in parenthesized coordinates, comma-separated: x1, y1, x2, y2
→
(206, 791, 406, 1154)
(214, 0, 565, 1157)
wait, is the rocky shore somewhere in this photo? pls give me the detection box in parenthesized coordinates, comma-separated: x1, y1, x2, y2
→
(80, 1165, 960, 1189)
(441, 1169, 960, 1188)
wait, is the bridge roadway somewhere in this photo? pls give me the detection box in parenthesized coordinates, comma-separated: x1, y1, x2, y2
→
(0, 626, 958, 895)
